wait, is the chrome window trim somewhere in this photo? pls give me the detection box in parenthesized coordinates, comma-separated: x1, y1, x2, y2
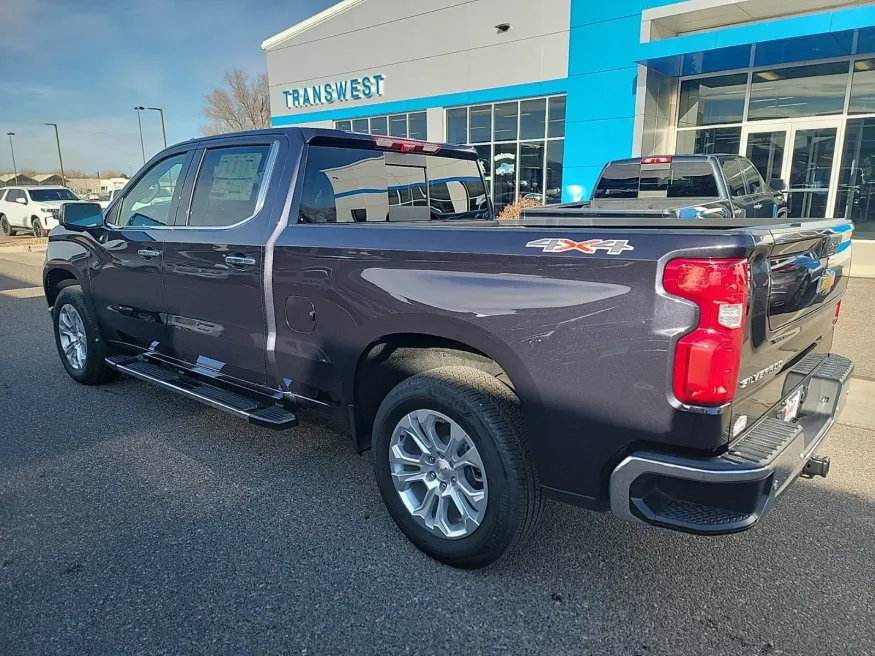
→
(106, 141, 280, 232)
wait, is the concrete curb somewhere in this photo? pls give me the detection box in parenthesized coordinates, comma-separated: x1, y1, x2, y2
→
(0, 244, 48, 255)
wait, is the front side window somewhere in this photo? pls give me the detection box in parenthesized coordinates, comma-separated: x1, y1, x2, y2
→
(721, 158, 747, 197)
(117, 153, 187, 227)
(187, 145, 272, 227)
(298, 146, 488, 224)
(28, 188, 78, 202)
(6, 189, 23, 203)
(740, 159, 765, 195)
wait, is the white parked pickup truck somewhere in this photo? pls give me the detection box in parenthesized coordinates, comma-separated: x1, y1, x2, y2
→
(0, 186, 82, 237)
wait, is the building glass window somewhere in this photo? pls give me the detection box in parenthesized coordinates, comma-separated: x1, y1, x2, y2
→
(837, 117, 875, 236)
(445, 94, 566, 211)
(548, 96, 566, 138)
(494, 102, 518, 142)
(470, 105, 492, 143)
(369, 116, 388, 136)
(849, 59, 875, 114)
(748, 62, 848, 120)
(447, 108, 467, 144)
(677, 74, 747, 128)
(675, 126, 741, 155)
(335, 112, 428, 139)
(519, 99, 546, 140)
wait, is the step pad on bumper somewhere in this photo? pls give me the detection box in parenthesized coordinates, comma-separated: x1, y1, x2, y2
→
(105, 355, 298, 430)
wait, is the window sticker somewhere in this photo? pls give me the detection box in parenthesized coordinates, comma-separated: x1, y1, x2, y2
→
(209, 152, 263, 201)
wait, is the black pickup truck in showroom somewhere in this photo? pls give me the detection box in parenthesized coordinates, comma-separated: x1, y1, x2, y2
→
(43, 128, 852, 568)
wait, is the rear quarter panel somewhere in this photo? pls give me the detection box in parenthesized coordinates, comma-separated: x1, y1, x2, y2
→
(271, 224, 753, 506)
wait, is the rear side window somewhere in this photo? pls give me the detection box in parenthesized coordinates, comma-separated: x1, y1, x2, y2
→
(188, 144, 272, 227)
(594, 161, 719, 199)
(721, 158, 747, 197)
(297, 146, 489, 223)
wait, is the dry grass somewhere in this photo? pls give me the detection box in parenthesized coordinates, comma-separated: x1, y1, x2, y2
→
(0, 237, 48, 249)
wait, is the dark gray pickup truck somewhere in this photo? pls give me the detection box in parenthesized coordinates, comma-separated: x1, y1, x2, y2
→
(569, 154, 788, 219)
(43, 128, 853, 568)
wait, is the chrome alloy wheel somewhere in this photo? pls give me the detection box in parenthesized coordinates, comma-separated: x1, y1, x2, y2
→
(58, 304, 87, 370)
(389, 410, 488, 539)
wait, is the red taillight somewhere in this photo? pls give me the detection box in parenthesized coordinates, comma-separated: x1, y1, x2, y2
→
(834, 300, 842, 325)
(663, 258, 749, 406)
(642, 156, 672, 164)
(372, 136, 441, 154)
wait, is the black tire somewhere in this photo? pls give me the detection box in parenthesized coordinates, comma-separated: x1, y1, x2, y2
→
(372, 366, 544, 569)
(32, 218, 44, 237)
(52, 286, 118, 385)
(0, 215, 10, 236)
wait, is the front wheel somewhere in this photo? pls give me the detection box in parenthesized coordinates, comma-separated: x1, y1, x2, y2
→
(52, 286, 118, 385)
(0, 215, 11, 236)
(372, 366, 544, 569)
(32, 218, 44, 237)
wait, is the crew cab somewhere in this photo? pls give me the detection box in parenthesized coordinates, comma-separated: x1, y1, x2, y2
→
(575, 154, 788, 219)
(0, 186, 81, 237)
(43, 128, 852, 568)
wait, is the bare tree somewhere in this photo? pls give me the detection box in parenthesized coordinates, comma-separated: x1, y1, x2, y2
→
(202, 69, 270, 135)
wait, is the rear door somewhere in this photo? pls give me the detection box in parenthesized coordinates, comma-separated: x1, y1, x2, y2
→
(161, 135, 285, 387)
(5, 189, 27, 227)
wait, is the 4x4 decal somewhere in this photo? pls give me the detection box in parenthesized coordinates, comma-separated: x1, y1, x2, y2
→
(525, 238, 634, 255)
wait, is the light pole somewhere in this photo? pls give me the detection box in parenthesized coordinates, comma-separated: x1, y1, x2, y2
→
(44, 123, 66, 185)
(146, 107, 167, 148)
(134, 106, 146, 163)
(6, 132, 17, 180)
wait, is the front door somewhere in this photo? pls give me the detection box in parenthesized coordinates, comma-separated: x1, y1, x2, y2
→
(161, 138, 282, 387)
(90, 150, 194, 353)
(743, 118, 843, 218)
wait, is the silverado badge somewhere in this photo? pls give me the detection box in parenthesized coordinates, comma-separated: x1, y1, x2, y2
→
(525, 238, 634, 255)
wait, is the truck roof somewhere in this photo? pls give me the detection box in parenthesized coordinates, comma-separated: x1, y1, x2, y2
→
(603, 154, 738, 167)
(175, 127, 480, 160)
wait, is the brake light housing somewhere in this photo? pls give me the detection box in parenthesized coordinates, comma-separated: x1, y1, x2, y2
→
(663, 258, 750, 406)
(372, 136, 441, 154)
(641, 156, 672, 164)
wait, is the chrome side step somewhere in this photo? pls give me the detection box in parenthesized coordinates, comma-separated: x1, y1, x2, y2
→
(105, 355, 298, 430)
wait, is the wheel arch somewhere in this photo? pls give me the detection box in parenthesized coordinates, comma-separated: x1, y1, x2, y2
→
(348, 317, 542, 454)
(44, 265, 84, 309)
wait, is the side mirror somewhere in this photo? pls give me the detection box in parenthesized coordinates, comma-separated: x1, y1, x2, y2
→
(769, 178, 788, 192)
(15, 197, 26, 204)
(60, 202, 103, 230)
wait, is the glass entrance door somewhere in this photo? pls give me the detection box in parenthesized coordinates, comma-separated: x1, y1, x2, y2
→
(743, 119, 843, 218)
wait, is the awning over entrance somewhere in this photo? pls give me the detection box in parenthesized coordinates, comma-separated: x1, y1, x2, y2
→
(637, 4, 875, 77)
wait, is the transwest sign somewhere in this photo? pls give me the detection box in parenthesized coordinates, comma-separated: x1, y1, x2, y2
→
(283, 74, 385, 109)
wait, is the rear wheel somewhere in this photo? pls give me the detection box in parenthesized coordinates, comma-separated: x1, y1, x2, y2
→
(52, 286, 118, 385)
(32, 218, 44, 237)
(0, 215, 10, 236)
(372, 366, 543, 569)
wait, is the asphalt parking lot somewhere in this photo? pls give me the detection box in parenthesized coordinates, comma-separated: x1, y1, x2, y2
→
(1, 249, 874, 656)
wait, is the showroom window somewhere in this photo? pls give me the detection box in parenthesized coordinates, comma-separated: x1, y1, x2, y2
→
(335, 112, 427, 139)
(445, 95, 565, 211)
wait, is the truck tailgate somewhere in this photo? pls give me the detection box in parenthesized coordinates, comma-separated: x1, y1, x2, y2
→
(731, 220, 852, 437)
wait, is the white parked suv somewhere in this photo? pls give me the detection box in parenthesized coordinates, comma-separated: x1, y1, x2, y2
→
(0, 186, 82, 237)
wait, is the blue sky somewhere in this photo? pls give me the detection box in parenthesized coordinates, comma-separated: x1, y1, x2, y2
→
(0, 0, 333, 176)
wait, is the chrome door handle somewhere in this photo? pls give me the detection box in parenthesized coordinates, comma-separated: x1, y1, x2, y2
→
(224, 254, 256, 268)
(753, 203, 763, 209)
(137, 248, 161, 258)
